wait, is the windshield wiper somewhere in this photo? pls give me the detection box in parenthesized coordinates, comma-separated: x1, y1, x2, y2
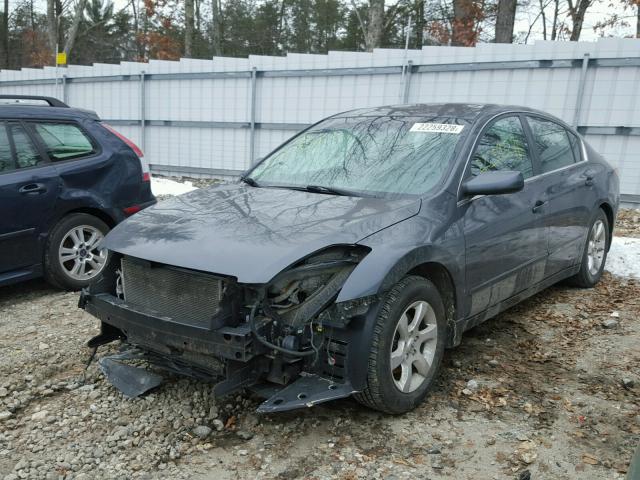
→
(257, 183, 373, 197)
(240, 176, 260, 187)
(304, 185, 368, 197)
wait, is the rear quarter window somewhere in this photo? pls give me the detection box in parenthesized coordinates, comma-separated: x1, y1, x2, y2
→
(567, 131, 582, 162)
(526, 116, 576, 173)
(33, 122, 95, 161)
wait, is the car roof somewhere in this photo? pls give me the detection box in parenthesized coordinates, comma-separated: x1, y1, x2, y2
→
(333, 103, 560, 122)
(0, 104, 99, 121)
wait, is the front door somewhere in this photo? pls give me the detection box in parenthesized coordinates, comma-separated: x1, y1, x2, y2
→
(461, 115, 548, 317)
(0, 121, 59, 275)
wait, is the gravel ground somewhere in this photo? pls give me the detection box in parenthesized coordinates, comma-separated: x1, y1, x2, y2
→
(1, 209, 639, 480)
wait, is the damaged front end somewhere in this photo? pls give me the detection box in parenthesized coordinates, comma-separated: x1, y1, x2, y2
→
(80, 245, 378, 412)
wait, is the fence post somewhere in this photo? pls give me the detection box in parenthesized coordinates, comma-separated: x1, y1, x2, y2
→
(573, 53, 590, 128)
(249, 66, 257, 165)
(402, 60, 413, 103)
(62, 74, 68, 104)
(140, 71, 146, 152)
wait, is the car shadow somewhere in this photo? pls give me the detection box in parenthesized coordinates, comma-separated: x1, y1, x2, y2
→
(0, 278, 60, 308)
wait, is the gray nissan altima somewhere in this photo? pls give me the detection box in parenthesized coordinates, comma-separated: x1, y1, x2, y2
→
(81, 103, 619, 414)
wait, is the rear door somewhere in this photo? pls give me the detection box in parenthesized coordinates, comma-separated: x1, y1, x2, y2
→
(523, 115, 594, 276)
(461, 114, 548, 317)
(0, 121, 60, 274)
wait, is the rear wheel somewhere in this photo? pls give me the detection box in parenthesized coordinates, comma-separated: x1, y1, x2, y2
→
(44, 213, 111, 290)
(569, 208, 610, 288)
(354, 275, 446, 414)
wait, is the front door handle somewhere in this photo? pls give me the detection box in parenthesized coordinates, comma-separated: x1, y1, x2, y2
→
(532, 200, 546, 213)
(19, 183, 47, 195)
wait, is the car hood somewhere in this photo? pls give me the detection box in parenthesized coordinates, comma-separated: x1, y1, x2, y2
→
(105, 184, 421, 284)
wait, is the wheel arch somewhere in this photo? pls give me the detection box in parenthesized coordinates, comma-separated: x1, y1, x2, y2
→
(339, 243, 465, 348)
(598, 202, 615, 249)
(64, 207, 117, 228)
(407, 262, 458, 348)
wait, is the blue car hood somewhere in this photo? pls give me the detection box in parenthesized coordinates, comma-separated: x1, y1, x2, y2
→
(105, 183, 421, 284)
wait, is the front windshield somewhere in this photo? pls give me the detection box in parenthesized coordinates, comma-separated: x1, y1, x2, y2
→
(248, 115, 467, 196)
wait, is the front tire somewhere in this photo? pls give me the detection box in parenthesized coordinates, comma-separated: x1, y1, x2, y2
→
(44, 213, 112, 290)
(569, 208, 610, 288)
(354, 275, 446, 414)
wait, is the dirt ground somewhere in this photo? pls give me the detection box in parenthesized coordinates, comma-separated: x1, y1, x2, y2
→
(1, 211, 639, 480)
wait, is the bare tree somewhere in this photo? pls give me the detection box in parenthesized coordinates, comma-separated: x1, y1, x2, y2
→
(551, 0, 559, 39)
(47, 0, 57, 52)
(415, 0, 425, 47)
(367, 0, 385, 50)
(64, 0, 88, 56)
(350, 0, 402, 51)
(495, 0, 517, 42)
(44, 0, 88, 61)
(539, 0, 547, 39)
(567, 0, 593, 40)
(185, 0, 194, 57)
(2, 0, 8, 67)
(452, 0, 482, 46)
(211, 0, 221, 56)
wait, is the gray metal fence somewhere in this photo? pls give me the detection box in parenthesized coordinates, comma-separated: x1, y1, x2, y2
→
(1, 38, 639, 201)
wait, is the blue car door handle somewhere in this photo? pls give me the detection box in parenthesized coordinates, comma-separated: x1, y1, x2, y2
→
(19, 183, 47, 195)
(532, 200, 546, 213)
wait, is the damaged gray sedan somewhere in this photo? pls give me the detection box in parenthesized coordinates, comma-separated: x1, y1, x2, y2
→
(81, 103, 619, 414)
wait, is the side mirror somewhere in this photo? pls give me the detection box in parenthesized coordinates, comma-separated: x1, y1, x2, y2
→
(462, 170, 524, 197)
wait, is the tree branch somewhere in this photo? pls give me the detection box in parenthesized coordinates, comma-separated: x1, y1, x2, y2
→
(350, 0, 368, 42)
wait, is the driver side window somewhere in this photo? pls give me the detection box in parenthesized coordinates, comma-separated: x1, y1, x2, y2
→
(471, 116, 533, 179)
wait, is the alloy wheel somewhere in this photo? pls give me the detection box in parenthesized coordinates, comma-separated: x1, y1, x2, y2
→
(58, 225, 108, 281)
(587, 219, 606, 276)
(390, 300, 438, 393)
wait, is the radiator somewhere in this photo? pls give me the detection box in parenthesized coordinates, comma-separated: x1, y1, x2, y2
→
(121, 256, 224, 328)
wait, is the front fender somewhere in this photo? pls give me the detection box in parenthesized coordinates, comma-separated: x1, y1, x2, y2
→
(337, 215, 465, 313)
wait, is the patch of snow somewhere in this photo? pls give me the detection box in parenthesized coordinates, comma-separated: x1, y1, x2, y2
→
(606, 237, 640, 279)
(151, 176, 198, 196)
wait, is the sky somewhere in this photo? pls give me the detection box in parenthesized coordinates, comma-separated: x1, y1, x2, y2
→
(515, 0, 637, 42)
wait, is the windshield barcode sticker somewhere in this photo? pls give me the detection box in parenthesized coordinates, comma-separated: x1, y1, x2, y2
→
(410, 123, 464, 134)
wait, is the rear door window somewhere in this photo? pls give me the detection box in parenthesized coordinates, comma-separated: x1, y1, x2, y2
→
(470, 116, 534, 179)
(33, 122, 95, 161)
(9, 123, 43, 168)
(526, 116, 576, 173)
(0, 124, 13, 173)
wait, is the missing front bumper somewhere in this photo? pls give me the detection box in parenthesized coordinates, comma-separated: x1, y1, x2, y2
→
(81, 291, 360, 412)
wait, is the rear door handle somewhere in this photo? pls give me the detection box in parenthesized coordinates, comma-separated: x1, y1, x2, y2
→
(19, 183, 47, 195)
(532, 200, 546, 213)
(584, 170, 596, 186)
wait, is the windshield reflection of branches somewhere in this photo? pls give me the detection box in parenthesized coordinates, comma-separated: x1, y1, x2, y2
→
(251, 115, 464, 195)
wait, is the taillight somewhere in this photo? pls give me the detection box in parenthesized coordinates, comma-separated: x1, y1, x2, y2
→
(123, 205, 142, 216)
(101, 123, 151, 182)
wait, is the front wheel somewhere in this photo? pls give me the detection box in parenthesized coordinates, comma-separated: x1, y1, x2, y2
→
(354, 275, 446, 414)
(568, 208, 610, 288)
(44, 213, 112, 290)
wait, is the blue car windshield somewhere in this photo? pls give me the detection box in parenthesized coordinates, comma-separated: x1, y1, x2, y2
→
(249, 115, 467, 196)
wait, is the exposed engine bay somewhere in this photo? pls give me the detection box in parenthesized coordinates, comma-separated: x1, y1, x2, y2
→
(80, 246, 377, 412)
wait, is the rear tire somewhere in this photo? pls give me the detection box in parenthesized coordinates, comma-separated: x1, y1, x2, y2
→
(354, 275, 446, 414)
(568, 208, 610, 288)
(44, 213, 112, 290)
